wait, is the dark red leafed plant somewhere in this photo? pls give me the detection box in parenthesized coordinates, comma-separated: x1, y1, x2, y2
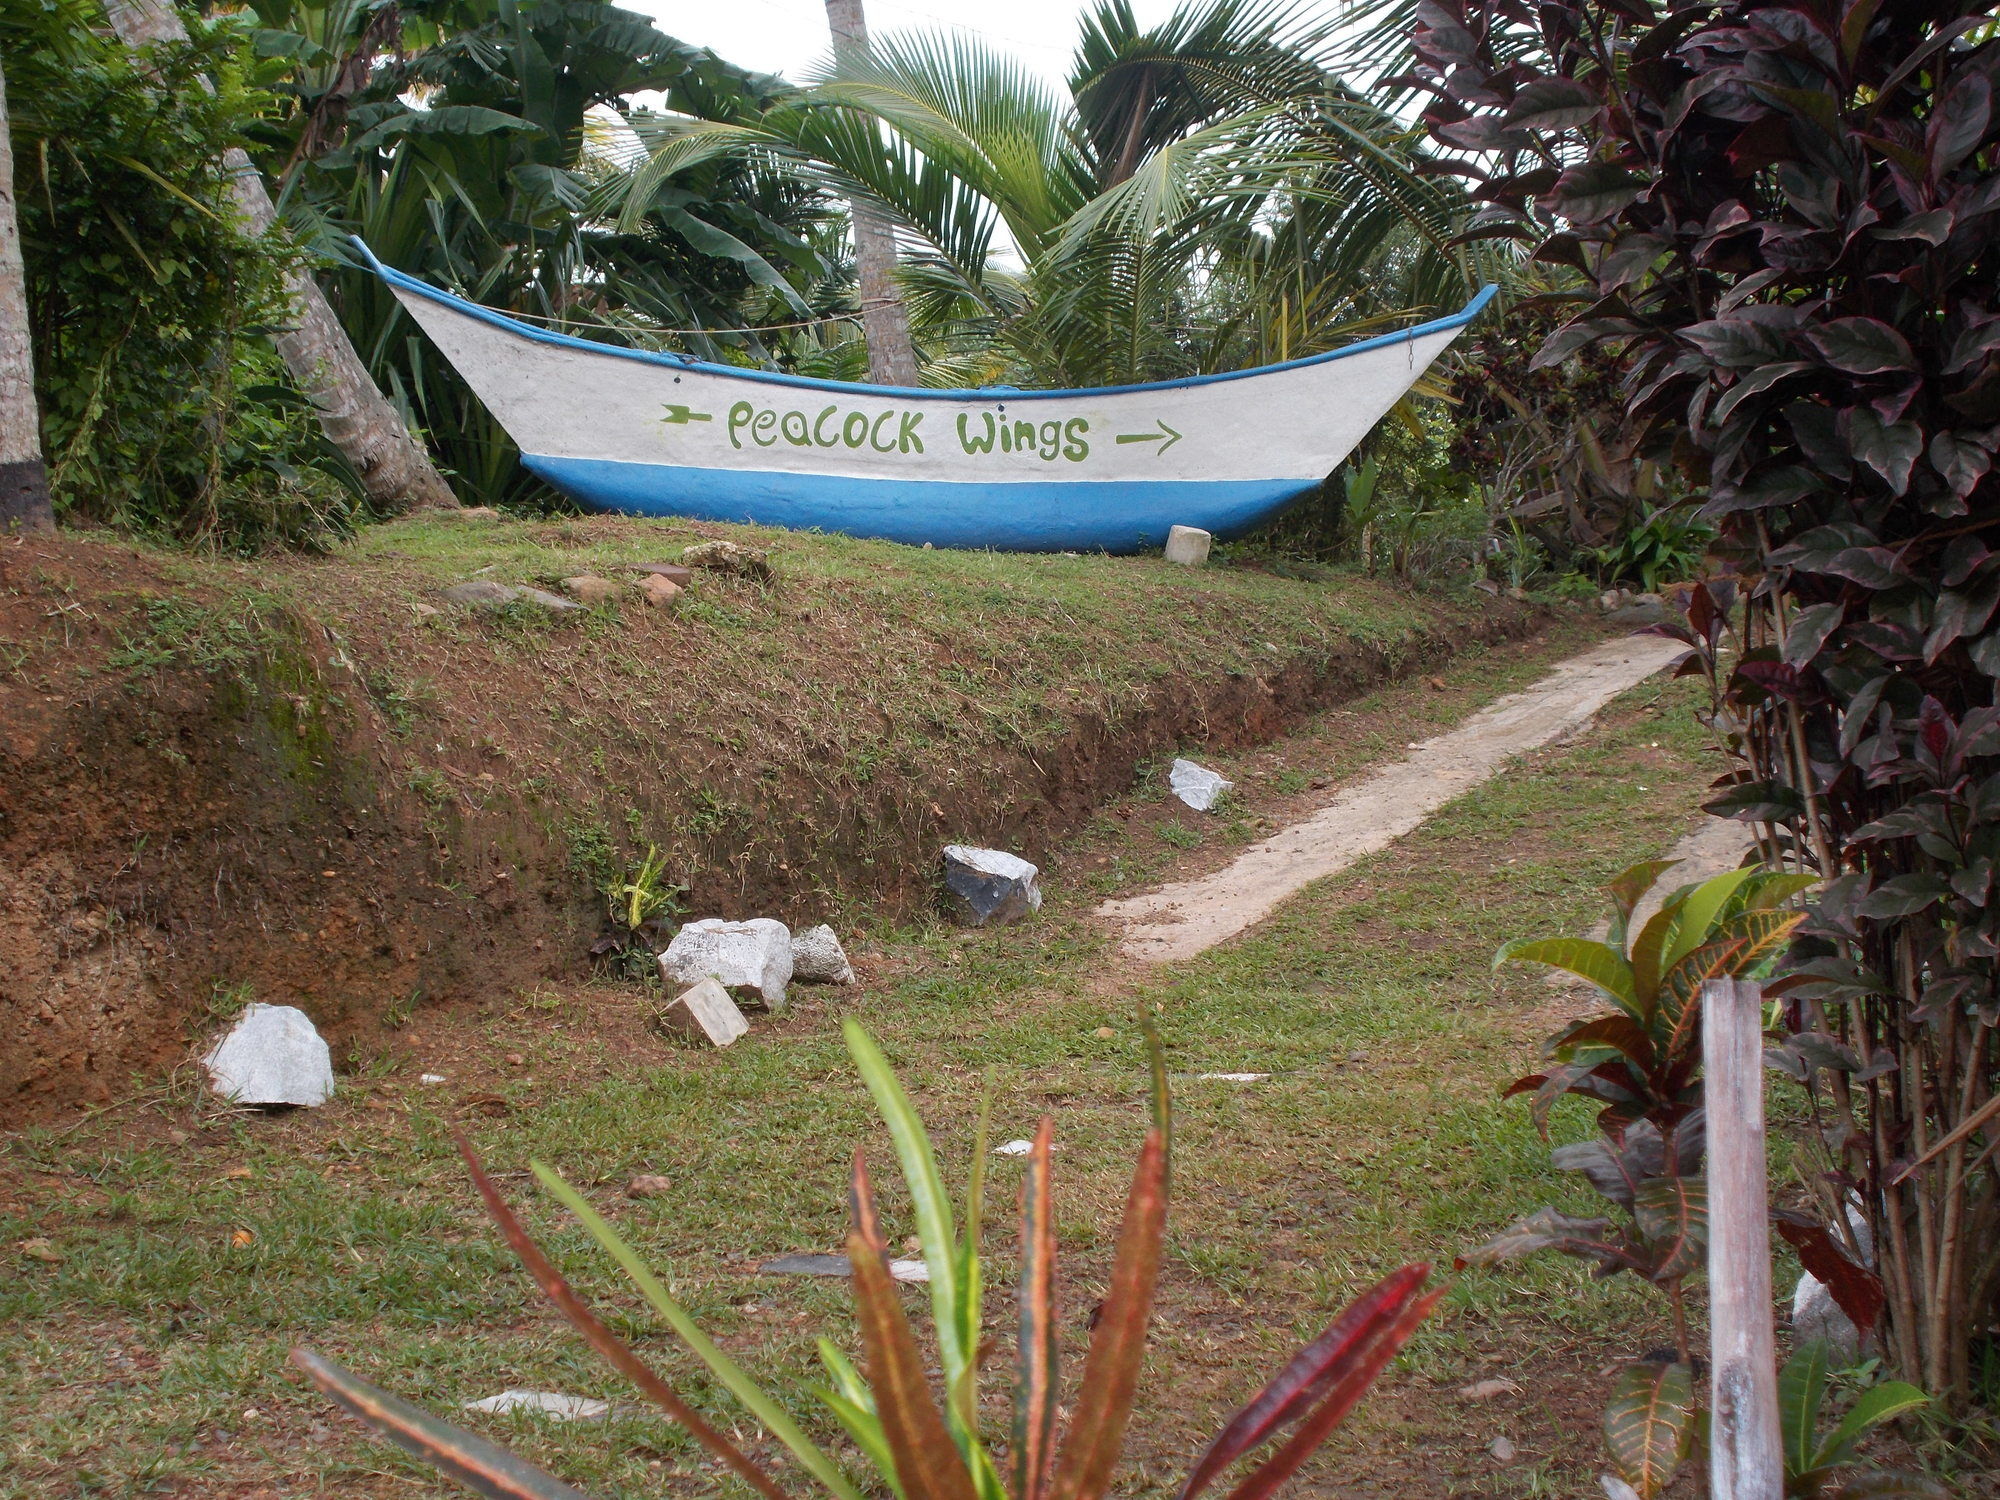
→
(294, 1021, 1442, 1499)
(1401, 0, 2000, 1402)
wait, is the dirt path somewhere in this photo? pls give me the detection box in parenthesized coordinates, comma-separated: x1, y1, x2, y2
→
(1098, 634, 1688, 962)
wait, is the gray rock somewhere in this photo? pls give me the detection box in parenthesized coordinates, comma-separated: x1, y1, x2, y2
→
(439, 579, 583, 612)
(942, 845, 1042, 926)
(1607, 600, 1667, 628)
(655, 976, 749, 1046)
(682, 539, 772, 580)
(1169, 757, 1233, 811)
(791, 924, 857, 984)
(759, 1253, 929, 1282)
(1164, 525, 1212, 566)
(1791, 1273, 1863, 1360)
(661, 918, 792, 1010)
(202, 1003, 335, 1107)
(560, 574, 621, 605)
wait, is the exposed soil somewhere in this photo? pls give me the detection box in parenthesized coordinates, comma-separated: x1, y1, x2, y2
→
(0, 526, 1544, 1124)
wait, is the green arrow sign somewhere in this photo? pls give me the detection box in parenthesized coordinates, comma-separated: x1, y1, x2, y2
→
(1114, 419, 1181, 453)
(661, 405, 713, 425)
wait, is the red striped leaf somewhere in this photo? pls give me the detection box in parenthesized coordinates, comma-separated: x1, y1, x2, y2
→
(1178, 1265, 1431, 1500)
(1219, 1283, 1445, 1500)
(1009, 1117, 1060, 1500)
(1045, 1126, 1168, 1500)
(847, 1152, 980, 1500)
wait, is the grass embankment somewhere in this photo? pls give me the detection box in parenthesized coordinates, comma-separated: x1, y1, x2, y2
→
(0, 632, 1742, 1500)
(0, 514, 1524, 1119)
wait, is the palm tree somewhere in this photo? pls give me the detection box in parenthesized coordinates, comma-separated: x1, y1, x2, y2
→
(824, 0, 918, 384)
(0, 50, 51, 532)
(611, 0, 1484, 389)
(100, 0, 458, 512)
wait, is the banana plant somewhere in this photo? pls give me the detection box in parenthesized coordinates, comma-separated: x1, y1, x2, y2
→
(295, 1020, 1442, 1500)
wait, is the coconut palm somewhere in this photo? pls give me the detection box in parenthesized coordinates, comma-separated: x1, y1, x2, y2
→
(609, 0, 1486, 389)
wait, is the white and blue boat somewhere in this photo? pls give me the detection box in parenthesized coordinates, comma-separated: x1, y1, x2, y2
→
(359, 241, 1494, 554)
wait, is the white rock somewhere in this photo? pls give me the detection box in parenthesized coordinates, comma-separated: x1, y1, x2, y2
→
(1164, 525, 1213, 566)
(656, 977, 749, 1047)
(889, 1259, 930, 1283)
(1198, 1072, 1270, 1082)
(202, 1004, 335, 1108)
(463, 1390, 609, 1421)
(994, 1139, 1035, 1157)
(661, 918, 793, 1010)
(420, 1073, 446, 1086)
(1169, 758, 1233, 811)
(941, 845, 1042, 927)
(1791, 1273, 1862, 1359)
(791, 925, 857, 985)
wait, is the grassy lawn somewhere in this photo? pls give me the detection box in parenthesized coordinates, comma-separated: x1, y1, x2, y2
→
(1, 638, 1725, 1499)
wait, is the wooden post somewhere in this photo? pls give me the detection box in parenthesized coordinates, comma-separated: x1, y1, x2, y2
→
(1703, 976, 1783, 1500)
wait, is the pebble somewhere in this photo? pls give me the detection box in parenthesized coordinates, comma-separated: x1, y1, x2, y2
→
(463, 1391, 609, 1421)
(1490, 1436, 1517, 1463)
(1458, 1378, 1521, 1401)
(626, 1175, 674, 1199)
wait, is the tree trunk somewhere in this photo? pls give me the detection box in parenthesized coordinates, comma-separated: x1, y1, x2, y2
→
(0, 55, 53, 532)
(102, 0, 458, 512)
(823, 0, 920, 387)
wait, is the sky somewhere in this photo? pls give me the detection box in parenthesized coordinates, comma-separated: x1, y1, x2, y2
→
(623, 0, 1187, 94)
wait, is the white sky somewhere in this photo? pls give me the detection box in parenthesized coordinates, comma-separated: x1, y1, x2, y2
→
(627, 0, 1188, 93)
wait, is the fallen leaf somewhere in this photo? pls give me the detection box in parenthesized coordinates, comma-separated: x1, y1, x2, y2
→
(626, 1174, 672, 1199)
(224, 1166, 253, 1181)
(230, 1229, 256, 1247)
(1458, 1378, 1521, 1401)
(18, 1237, 61, 1263)
(459, 1093, 511, 1116)
(1428, 676, 1447, 690)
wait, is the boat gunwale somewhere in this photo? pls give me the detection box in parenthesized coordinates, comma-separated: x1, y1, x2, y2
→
(351, 237, 1497, 403)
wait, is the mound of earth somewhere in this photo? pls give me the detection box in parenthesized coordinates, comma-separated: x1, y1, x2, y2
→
(0, 516, 1531, 1122)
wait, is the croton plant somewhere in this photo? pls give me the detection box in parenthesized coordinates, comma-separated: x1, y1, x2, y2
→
(1404, 0, 2000, 1403)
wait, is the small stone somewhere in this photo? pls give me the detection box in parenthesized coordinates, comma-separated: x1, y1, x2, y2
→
(1164, 525, 1212, 566)
(514, 585, 585, 612)
(463, 1390, 609, 1421)
(1599, 590, 1624, 611)
(759, 1253, 929, 1282)
(1490, 1436, 1517, 1463)
(681, 539, 772, 580)
(440, 579, 522, 607)
(420, 1073, 446, 1085)
(626, 1174, 674, 1199)
(1198, 1072, 1270, 1082)
(942, 845, 1042, 927)
(631, 562, 694, 585)
(661, 919, 793, 1010)
(202, 1003, 335, 1108)
(1094, 1025, 1116, 1039)
(455, 506, 504, 522)
(1458, 1378, 1521, 1401)
(561, 574, 620, 605)
(1471, 577, 1501, 596)
(791, 925, 857, 985)
(411, 602, 441, 619)
(635, 574, 683, 608)
(655, 976, 750, 1046)
(1169, 758, 1233, 812)
(994, 1139, 1035, 1157)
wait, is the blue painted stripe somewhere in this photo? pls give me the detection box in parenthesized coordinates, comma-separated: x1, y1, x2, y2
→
(520, 455, 1319, 553)
(350, 236, 1496, 403)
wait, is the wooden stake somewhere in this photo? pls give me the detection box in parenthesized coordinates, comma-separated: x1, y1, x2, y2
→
(1704, 977, 1783, 1500)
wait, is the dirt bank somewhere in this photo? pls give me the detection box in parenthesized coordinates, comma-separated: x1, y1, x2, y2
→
(0, 518, 1541, 1122)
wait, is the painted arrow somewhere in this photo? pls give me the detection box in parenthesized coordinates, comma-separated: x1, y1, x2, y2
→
(661, 405, 713, 425)
(1114, 420, 1182, 453)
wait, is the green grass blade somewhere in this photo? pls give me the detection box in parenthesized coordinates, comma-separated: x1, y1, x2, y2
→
(843, 1020, 967, 1378)
(533, 1165, 869, 1500)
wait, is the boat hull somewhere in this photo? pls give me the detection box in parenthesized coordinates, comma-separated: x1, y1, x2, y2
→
(364, 244, 1494, 553)
(521, 456, 1318, 552)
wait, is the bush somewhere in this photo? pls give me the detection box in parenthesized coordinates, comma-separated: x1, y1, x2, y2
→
(7, 7, 358, 550)
(1408, 0, 2000, 1402)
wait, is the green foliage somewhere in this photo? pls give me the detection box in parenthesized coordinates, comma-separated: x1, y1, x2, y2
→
(291, 1024, 1441, 1500)
(5, 2, 359, 550)
(1779, 1341, 1935, 1498)
(1591, 510, 1712, 595)
(255, 0, 842, 509)
(1475, 861, 1811, 1494)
